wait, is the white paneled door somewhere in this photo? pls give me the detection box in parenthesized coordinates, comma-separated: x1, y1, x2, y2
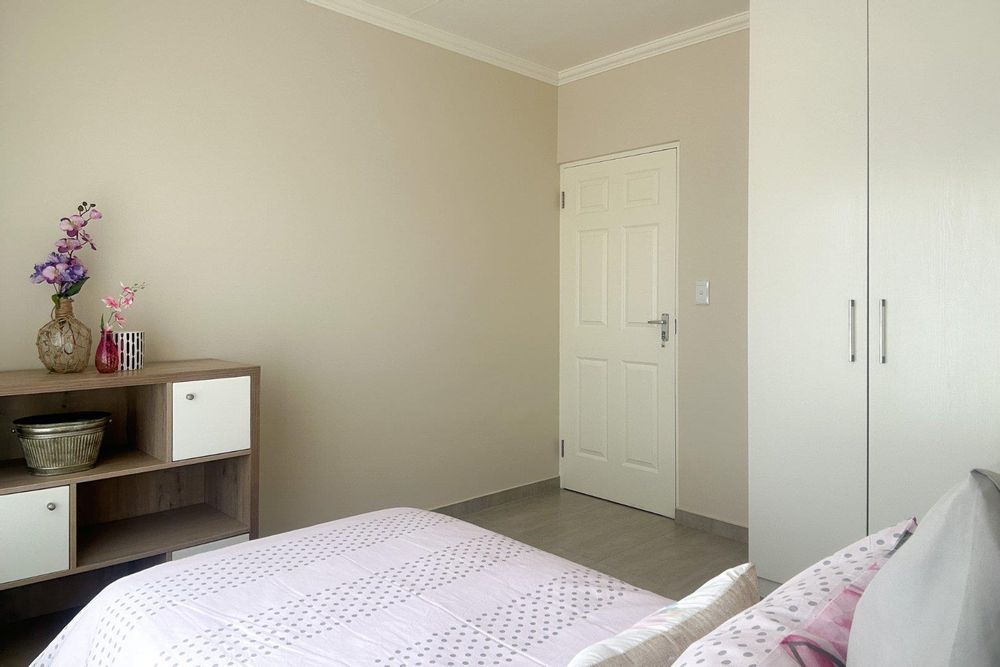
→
(559, 147, 677, 517)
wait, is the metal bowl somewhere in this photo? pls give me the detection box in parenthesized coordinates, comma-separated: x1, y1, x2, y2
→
(12, 411, 111, 476)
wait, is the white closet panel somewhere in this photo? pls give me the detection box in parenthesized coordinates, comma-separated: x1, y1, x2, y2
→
(0, 486, 69, 584)
(748, 0, 869, 583)
(868, 0, 1000, 529)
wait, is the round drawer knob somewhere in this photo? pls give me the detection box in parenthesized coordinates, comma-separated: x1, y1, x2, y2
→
(46, 502, 57, 511)
(185, 393, 196, 401)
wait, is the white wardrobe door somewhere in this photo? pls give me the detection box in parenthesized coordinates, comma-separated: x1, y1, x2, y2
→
(748, 0, 869, 584)
(869, 0, 1000, 530)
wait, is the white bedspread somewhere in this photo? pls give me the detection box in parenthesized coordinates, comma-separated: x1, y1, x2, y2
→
(33, 508, 669, 666)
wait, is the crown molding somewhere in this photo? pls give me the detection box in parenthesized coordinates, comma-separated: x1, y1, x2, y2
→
(557, 11, 749, 85)
(304, 1, 747, 87)
(304, 0, 559, 84)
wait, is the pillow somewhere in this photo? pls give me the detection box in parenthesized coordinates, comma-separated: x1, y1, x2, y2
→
(568, 563, 759, 666)
(848, 468, 1000, 666)
(672, 517, 916, 667)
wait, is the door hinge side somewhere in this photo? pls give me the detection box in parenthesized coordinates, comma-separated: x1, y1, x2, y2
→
(560, 439, 565, 457)
(560, 191, 565, 210)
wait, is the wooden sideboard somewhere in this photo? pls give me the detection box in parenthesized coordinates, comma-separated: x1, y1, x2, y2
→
(0, 359, 259, 617)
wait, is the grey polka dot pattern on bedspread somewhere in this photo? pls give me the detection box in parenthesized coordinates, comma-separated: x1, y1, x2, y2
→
(153, 532, 536, 665)
(33, 508, 669, 667)
(380, 567, 641, 666)
(79, 510, 458, 666)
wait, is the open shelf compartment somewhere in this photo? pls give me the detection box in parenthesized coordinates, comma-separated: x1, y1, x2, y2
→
(75, 457, 250, 569)
(0, 383, 169, 493)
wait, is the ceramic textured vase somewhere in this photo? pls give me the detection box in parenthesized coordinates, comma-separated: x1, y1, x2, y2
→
(112, 330, 145, 371)
(95, 329, 120, 374)
(36, 298, 92, 373)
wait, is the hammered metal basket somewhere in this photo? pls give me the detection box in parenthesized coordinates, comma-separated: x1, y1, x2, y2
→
(12, 411, 111, 476)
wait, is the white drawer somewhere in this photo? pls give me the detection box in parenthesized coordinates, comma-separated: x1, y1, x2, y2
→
(170, 533, 249, 560)
(0, 486, 70, 584)
(172, 376, 251, 461)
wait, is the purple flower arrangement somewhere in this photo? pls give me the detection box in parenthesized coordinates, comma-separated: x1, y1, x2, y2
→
(30, 202, 102, 304)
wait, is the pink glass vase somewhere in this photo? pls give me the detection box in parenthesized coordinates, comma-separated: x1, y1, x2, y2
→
(95, 329, 120, 374)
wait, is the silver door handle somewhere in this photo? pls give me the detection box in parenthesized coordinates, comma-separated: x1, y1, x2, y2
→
(647, 313, 670, 346)
(46, 502, 56, 511)
(879, 299, 887, 364)
(848, 299, 856, 362)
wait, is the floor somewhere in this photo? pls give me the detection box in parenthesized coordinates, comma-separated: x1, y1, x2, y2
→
(0, 488, 747, 666)
(460, 488, 748, 601)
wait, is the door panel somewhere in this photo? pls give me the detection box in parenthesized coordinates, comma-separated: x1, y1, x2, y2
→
(748, 1, 869, 583)
(172, 376, 251, 461)
(623, 225, 658, 327)
(170, 533, 249, 561)
(868, 0, 1000, 529)
(623, 361, 659, 472)
(0, 486, 70, 584)
(560, 148, 677, 517)
(577, 358, 609, 460)
(578, 230, 608, 325)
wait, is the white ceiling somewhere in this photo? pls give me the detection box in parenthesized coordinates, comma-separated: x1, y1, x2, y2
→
(307, 0, 749, 84)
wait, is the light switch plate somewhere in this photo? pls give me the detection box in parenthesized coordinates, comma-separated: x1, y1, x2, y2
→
(695, 280, 710, 305)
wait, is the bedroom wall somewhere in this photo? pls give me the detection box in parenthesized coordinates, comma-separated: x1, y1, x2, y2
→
(558, 31, 749, 527)
(0, 0, 558, 535)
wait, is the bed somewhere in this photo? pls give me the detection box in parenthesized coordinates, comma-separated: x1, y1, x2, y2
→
(35, 469, 995, 665)
(32, 507, 669, 666)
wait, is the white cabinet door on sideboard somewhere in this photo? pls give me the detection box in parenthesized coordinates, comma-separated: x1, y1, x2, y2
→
(172, 376, 251, 461)
(0, 486, 70, 584)
(170, 533, 249, 561)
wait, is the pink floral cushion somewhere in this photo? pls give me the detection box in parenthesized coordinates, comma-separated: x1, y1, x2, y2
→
(673, 518, 916, 667)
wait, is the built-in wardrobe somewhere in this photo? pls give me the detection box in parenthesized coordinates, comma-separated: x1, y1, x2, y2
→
(749, 0, 1000, 585)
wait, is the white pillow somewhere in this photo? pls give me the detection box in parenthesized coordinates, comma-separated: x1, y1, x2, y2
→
(568, 563, 759, 667)
(848, 468, 1000, 666)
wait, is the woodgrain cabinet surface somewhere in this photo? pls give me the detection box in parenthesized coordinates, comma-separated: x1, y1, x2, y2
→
(0, 359, 259, 614)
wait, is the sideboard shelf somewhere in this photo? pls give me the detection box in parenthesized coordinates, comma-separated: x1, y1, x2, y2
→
(76, 503, 247, 571)
(0, 359, 257, 397)
(0, 447, 249, 496)
(0, 359, 260, 608)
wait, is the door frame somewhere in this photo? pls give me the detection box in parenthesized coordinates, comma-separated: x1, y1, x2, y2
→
(558, 141, 681, 513)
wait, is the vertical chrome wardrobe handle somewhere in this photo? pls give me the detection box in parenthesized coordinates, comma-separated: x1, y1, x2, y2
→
(879, 299, 887, 364)
(848, 299, 856, 362)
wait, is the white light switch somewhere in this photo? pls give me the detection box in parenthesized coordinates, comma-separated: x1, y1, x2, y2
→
(695, 280, 710, 305)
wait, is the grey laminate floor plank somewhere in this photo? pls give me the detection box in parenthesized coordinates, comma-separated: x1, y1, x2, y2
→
(458, 488, 748, 601)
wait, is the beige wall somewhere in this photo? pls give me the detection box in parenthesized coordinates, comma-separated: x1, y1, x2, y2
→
(558, 32, 749, 526)
(0, 0, 558, 535)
